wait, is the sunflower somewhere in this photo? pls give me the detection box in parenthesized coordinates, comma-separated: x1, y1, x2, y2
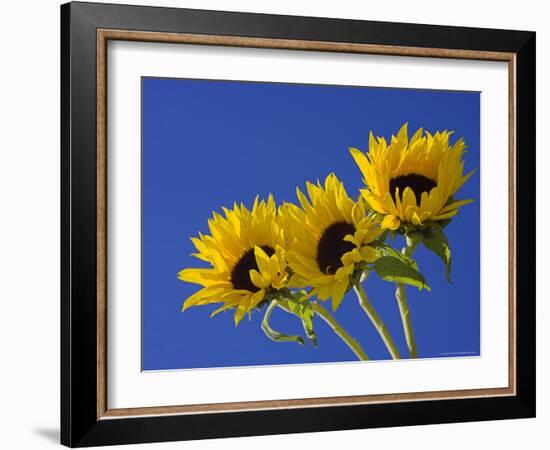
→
(350, 123, 475, 231)
(178, 195, 288, 325)
(280, 174, 382, 311)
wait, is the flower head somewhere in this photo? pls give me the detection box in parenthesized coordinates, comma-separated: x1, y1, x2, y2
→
(280, 174, 382, 311)
(178, 195, 288, 325)
(350, 123, 475, 231)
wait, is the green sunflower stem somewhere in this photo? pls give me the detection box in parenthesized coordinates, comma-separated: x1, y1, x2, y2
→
(353, 282, 401, 360)
(310, 303, 369, 361)
(395, 234, 421, 358)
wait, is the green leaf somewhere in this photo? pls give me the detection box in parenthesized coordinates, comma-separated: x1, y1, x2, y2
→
(261, 301, 305, 346)
(286, 300, 318, 347)
(373, 255, 430, 291)
(377, 244, 419, 271)
(422, 225, 452, 283)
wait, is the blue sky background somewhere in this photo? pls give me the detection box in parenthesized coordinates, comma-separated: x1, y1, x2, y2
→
(142, 77, 480, 370)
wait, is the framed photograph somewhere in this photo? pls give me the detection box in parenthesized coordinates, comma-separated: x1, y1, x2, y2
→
(61, 1, 535, 447)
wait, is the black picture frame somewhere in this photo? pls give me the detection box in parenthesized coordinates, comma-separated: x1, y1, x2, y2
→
(61, 1, 535, 447)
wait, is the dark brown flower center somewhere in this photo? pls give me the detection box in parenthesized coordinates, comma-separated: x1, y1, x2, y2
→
(230, 245, 275, 292)
(316, 221, 356, 275)
(389, 174, 437, 203)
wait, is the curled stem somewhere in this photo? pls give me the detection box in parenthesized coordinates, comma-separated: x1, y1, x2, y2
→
(277, 300, 369, 361)
(353, 282, 401, 359)
(395, 234, 421, 358)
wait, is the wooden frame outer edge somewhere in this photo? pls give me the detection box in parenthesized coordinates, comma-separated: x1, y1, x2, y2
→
(98, 29, 515, 61)
(95, 29, 517, 420)
(97, 29, 108, 419)
(508, 56, 517, 395)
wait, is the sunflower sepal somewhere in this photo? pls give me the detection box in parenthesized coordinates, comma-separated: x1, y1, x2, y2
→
(388, 229, 399, 242)
(437, 218, 453, 229)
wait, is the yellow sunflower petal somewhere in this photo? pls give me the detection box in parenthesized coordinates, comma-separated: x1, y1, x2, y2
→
(253, 245, 271, 275)
(177, 268, 224, 286)
(432, 209, 459, 221)
(334, 263, 354, 282)
(249, 269, 269, 289)
(438, 198, 474, 215)
(349, 147, 371, 179)
(249, 290, 266, 310)
(331, 281, 349, 311)
(360, 246, 379, 263)
(381, 214, 400, 230)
